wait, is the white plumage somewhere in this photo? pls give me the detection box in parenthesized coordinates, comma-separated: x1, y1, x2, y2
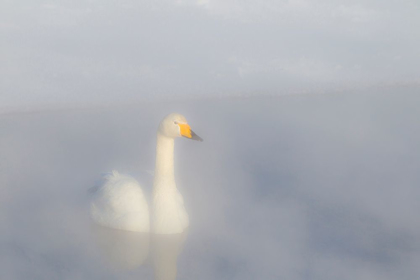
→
(90, 113, 202, 234)
(90, 171, 150, 232)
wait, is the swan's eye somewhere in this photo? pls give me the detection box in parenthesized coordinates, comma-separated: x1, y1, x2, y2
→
(173, 121, 178, 124)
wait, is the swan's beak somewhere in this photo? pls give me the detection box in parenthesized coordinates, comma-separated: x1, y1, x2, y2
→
(179, 123, 203, 142)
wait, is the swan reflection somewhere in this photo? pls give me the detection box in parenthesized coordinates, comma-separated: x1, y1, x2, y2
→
(92, 225, 150, 270)
(93, 225, 187, 279)
(152, 231, 187, 280)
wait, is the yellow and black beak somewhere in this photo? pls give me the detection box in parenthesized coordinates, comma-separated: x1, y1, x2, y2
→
(178, 123, 203, 142)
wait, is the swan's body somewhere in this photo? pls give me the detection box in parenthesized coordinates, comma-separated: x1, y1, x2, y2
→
(90, 113, 202, 234)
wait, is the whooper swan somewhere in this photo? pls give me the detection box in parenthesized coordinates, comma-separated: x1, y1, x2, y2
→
(90, 113, 202, 234)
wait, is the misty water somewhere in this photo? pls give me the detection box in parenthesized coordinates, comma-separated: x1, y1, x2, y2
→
(1, 88, 420, 280)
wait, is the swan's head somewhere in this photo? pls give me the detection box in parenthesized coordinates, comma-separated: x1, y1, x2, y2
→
(158, 113, 203, 141)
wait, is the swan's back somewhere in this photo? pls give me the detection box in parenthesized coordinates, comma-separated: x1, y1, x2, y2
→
(90, 171, 150, 232)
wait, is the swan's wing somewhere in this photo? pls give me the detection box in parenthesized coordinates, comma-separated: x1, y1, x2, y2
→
(90, 171, 150, 232)
(87, 171, 119, 195)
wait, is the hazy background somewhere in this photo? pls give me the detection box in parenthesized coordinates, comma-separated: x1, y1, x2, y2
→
(1, 1, 420, 280)
(1, 0, 420, 110)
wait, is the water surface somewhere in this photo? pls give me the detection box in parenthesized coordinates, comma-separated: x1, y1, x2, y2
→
(1, 90, 420, 279)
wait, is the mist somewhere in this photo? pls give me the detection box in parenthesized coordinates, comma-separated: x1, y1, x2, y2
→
(2, 1, 420, 279)
(1, 87, 420, 279)
(1, 0, 420, 110)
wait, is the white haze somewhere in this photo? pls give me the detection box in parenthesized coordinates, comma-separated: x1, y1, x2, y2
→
(1, 1, 420, 279)
(1, 88, 420, 279)
(1, 0, 420, 110)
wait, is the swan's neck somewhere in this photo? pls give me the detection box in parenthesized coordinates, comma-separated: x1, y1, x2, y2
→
(152, 132, 189, 234)
(153, 132, 176, 191)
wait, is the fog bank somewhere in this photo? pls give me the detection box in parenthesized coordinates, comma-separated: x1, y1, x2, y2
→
(1, 89, 420, 279)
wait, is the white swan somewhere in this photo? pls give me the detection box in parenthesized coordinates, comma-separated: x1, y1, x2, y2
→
(90, 113, 202, 234)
